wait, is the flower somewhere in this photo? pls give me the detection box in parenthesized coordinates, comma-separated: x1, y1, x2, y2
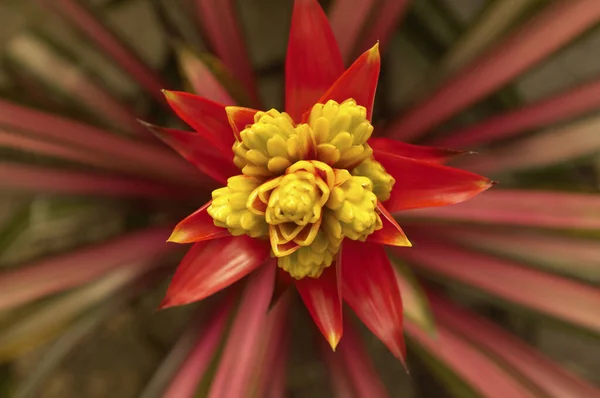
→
(153, 0, 492, 356)
(4, 0, 600, 396)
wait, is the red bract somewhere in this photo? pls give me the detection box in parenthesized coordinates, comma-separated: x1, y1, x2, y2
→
(153, 0, 491, 359)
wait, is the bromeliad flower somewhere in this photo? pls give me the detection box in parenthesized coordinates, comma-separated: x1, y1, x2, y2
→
(147, 0, 493, 359)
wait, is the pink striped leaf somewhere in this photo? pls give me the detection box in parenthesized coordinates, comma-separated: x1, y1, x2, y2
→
(334, 319, 390, 398)
(401, 189, 600, 230)
(414, 225, 600, 282)
(193, 0, 260, 106)
(163, 298, 235, 398)
(357, 0, 410, 56)
(1, 163, 190, 198)
(0, 227, 175, 312)
(207, 263, 275, 398)
(429, 293, 600, 398)
(393, 237, 600, 334)
(431, 77, 600, 148)
(455, 114, 600, 175)
(37, 0, 166, 104)
(387, 0, 600, 141)
(176, 46, 235, 105)
(329, 0, 377, 63)
(406, 319, 537, 398)
(0, 99, 200, 186)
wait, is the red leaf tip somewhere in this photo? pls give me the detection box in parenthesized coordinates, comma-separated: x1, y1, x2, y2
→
(366, 42, 380, 62)
(328, 331, 342, 352)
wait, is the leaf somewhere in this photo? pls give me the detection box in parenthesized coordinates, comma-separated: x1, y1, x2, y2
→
(393, 236, 600, 334)
(429, 292, 600, 398)
(402, 189, 600, 230)
(0, 202, 30, 264)
(14, 284, 135, 397)
(0, 227, 175, 312)
(160, 237, 270, 308)
(316, 44, 380, 121)
(176, 45, 235, 105)
(375, 152, 493, 212)
(406, 319, 537, 398)
(329, 0, 377, 63)
(0, 98, 200, 186)
(334, 319, 390, 398)
(417, 225, 600, 283)
(0, 163, 191, 199)
(431, 71, 600, 148)
(4, 32, 150, 137)
(456, 114, 600, 175)
(285, 0, 344, 121)
(168, 201, 230, 244)
(370, 137, 471, 163)
(341, 241, 406, 363)
(386, 1, 600, 141)
(193, 0, 260, 106)
(387, 254, 436, 334)
(141, 122, 236, 184)
(38, 0, 166, 104)
(0, 264, 149, 361)
(207, 263, 275, 398)
(161, 298, 235, 398)
(296, 264, 343, 350)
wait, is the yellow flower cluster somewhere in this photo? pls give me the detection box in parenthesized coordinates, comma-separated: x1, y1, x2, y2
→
(207, 99, 395, 279)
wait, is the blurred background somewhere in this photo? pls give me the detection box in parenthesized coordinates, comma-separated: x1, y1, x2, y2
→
(1, 0, 600, 397)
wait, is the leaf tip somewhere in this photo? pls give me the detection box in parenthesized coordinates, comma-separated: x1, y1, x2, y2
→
(328, 331, 342, 352)
(366, 42, 380, 63)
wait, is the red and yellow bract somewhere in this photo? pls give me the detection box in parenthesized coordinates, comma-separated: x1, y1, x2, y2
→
(147, 0, 492, 361)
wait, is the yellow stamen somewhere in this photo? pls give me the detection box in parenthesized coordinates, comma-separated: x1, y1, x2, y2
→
(352, 158, 395, 202)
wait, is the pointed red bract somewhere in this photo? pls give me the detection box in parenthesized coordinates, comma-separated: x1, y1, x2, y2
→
(285, 0, 344, 122)
(169, 201, 230, 244)
(370, 137, 471, 163)
(161, 236, 270, 308)
(316, 44, 380, 121)
(367, 203, 411, 247)
(341, 241, 406, 362)
(225, 106, 260, 141)
(163, 90, 234, 149)
(141, 122, 237, 184)
(296, 264, 343, 350)
(375, 151, 493, 212)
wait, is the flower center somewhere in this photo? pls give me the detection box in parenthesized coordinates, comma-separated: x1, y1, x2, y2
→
(208, 99, 395, 279)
